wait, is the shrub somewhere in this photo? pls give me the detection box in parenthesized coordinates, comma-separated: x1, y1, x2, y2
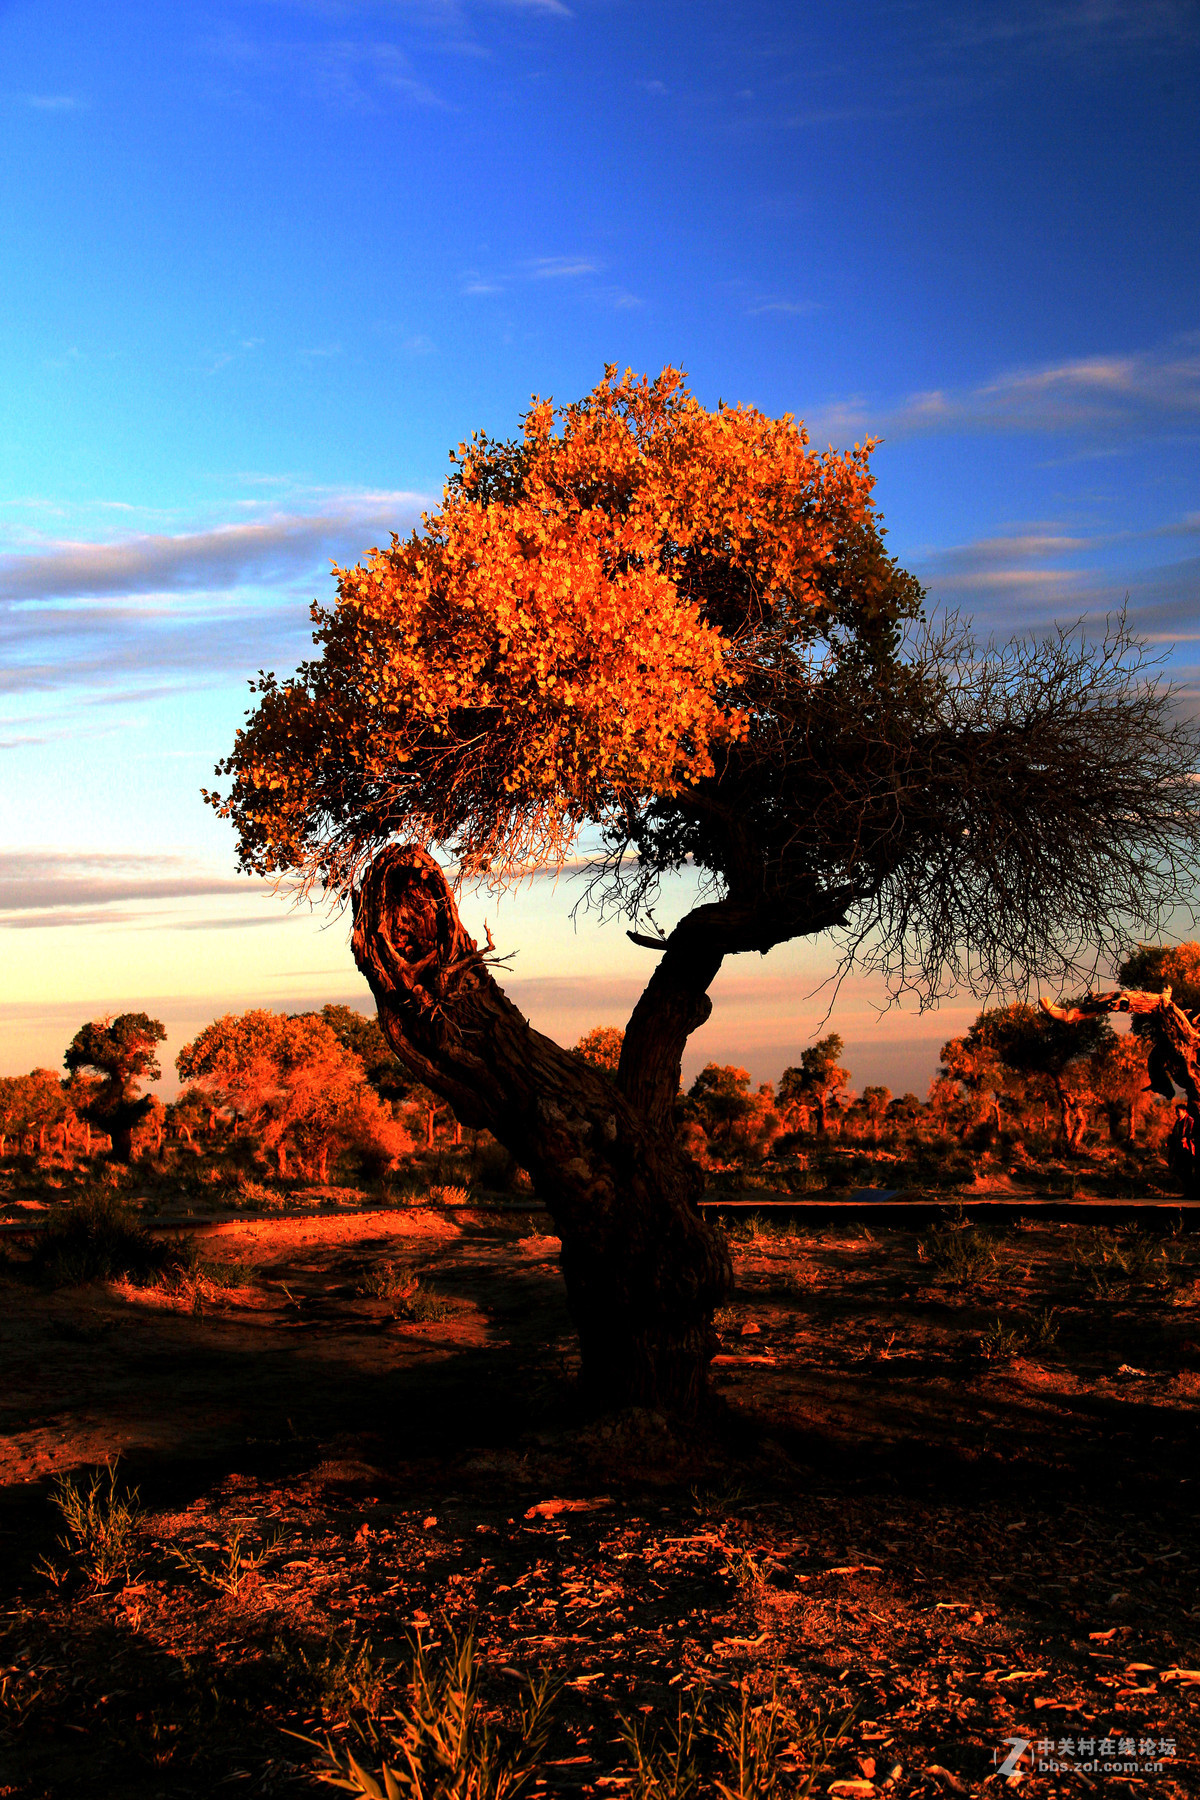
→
(395, 1280, 451, 1323)
(31, 1191, 174, 1288)
(621, 1678, 853, 1800)
(1069, 1226, 1189, 1295)
(355, 1260, 419, 1302)
(37, 1460, 142, 1587)
(299, 1625, 555, 1800)
(917, 1222, 997, 1284)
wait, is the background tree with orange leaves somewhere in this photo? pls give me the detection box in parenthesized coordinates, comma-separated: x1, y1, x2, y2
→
(177, 1010, 410, 1183)
(209, 367, 1200, 1416)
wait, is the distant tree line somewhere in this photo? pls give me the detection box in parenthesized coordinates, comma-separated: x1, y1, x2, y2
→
(3, 946, 1199, 1190)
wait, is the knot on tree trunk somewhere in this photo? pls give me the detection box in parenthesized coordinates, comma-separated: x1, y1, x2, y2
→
(352, 843, 489, 1043)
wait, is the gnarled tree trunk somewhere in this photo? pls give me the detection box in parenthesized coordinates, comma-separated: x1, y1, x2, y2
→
(351, 845, 734, 1416)
(1042, 988, 1200, 1195)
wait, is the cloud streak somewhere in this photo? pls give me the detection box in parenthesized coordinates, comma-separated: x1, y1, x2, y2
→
(0, 498, 428, 698)
(806, 337, 1200, 444)
(0, 850, 258, 917)
(460, 253, 634, 305)
(0, 498, 425, 603)
(915, 526, 1200, 648)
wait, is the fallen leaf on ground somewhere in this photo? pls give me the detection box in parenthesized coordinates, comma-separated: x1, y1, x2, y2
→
(524, 1497, 613, 1518)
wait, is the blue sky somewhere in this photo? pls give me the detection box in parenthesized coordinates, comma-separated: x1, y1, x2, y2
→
(2, 0, 1199, 1095)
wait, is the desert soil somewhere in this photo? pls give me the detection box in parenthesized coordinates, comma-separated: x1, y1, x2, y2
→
(1, 1205, 1198, 1797)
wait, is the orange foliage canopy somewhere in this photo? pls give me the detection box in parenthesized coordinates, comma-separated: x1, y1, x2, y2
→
(209, 367, 884, 887)
(176, 1009, 408, 1179)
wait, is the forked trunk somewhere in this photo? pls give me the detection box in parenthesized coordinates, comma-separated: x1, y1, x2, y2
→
(351, 846, 733, 1416)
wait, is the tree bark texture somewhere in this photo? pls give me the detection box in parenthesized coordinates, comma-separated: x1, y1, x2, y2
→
(351, 845, 733, 1416)
(1042, 989, 1200, 1195)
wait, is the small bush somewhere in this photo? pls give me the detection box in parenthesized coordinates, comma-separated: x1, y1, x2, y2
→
(621, 1678, 853, 1800)
(167, 1527, 279, 1596)
(979, 1317, 1025, 1360)
(1070, 1226, 1190, 1295)
(355, 1260, 419, 1302)
(31, 1191, 174, 1288)
(394, 1280, 451, 1323)
(37, 1459, 141, 1587)
(289, 1634, 390, 1723)
(426, 1184, 470, 1208)
(300, 1625, 555, 1800)
(918, 1223, 996, 1283)
(1025, 1304, 1061, 1351)
(232, 1176, 285, 1210)
(979, 1304, 1060, 1360)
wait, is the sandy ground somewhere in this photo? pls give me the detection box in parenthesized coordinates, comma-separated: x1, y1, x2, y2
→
(1, 1208, 1198, 1798)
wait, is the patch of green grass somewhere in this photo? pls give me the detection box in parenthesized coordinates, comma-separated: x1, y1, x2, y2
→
(689, 1478, 747, 1518)
(978, 1305, 1060, 1361)
(621, 1679, 854, 1800)
(297, 1624, 556, 1800)
(36, 1459, 142, 1587)
(918, 1223, 997, 1284)
(978, 1317, 1025, 1360)
(356, 1259, 419, 1301)
(1069, 1226, 1192, 1296)
(725, 1212, 791, 1243)
(394, 1280, 451, 1323)
(426, 1184, 470, 1208)
(31, 1190, 176, 1288)
(166, 1527, 281, 1596)
(290, 1634, 390, 1724)
(1025, 1304, 1061, 1351)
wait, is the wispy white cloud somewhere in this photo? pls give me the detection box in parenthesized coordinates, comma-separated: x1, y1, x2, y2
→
(0, 851, 255, 921)
(21, 93, 80, 110)
(806, 337, 1200, 444)
(526, 255, 600, 279)
(0, 498, 425, 603)
(915, 523, 1200, 648)
(461, 253, 631, 306)
(746, 297, 819, 318)
(207, 28, 449, 110)
(0, 496, 428, 699)
(949, 0, 1198, 52)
